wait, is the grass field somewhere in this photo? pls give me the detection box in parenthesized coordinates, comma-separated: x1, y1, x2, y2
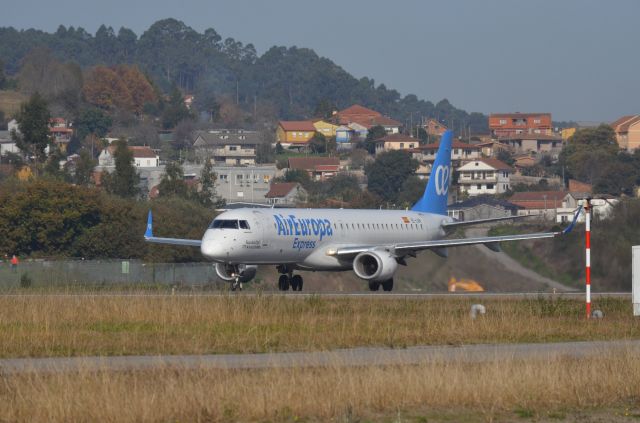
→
(0, 294, 637, 358)
(0, 89, 27, 117)
(2, 352, 640, 422)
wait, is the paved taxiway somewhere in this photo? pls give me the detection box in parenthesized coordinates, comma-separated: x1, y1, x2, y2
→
(2, 340, 638, 374)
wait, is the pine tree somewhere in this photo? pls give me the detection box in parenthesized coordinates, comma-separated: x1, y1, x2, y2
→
(103, 140, 139, 198)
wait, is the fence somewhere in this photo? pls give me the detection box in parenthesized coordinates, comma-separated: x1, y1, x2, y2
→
(0, 259, 221, 288)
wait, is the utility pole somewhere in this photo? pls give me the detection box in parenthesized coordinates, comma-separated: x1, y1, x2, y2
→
(585, 198, 592, 319)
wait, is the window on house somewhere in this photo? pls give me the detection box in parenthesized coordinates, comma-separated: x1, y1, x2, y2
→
(499, 119, 507, 125)
(533, 119, 541, 124)
(487, 184, 494, 189)
(400, 143, 404, 148)
(263, 175, 270, 183)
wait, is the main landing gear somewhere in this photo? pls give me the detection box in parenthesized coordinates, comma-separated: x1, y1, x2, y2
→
(278, 274, 303, 291)
(368, 279, 394, 292)
(231, 278, 243, 291)
(276, 265, 303, 291)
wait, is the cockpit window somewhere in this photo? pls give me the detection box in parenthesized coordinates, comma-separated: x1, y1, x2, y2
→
(210, 219, 239, 229)
(239, 220, 250, 230)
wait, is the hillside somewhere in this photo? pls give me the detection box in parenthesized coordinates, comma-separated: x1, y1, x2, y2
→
(489, 199, 640, 292)
(0, 19, 488, 131)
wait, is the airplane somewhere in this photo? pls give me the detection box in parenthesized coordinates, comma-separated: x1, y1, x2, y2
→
(145, 130, 581, 291)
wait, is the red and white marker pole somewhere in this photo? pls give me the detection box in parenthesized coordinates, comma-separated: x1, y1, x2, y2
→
(585, 198, 591, 319)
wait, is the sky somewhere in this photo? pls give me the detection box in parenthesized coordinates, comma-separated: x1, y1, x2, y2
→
(2, 0, 639, 122)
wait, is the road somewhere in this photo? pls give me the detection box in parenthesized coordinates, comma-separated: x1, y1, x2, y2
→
(2, 340, 638, 374)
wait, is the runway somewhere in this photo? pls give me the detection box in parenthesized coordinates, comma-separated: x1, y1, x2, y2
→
(0, 291, 631, 299)
(2, 340, 638, 374)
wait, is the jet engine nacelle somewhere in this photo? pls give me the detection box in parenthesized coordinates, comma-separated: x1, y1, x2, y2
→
(352, 251, 398, 282)
(215, 263, 258, 283)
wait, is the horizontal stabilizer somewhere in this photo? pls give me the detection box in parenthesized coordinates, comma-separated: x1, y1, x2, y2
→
(144, 210, 202, 247)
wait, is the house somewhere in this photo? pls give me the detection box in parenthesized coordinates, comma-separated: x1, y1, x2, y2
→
(423, 118, 448, 136)
(347, 122, 369, 140)
(49, 118, 73, 152)
(276, 121, 316, 147)
(457, 158, 514, 196)
(509, 191, 567, 220)
(447, 196, 521, 221)
(312, 120, 339, 139)
(183, 94, 195, 110)
(413, 140, 481, 164)
(476, 141, 512, 158)
(496, 133, 563, 154)
(513, 154, 536, 169)
(335, 125, 353, 143)
(214, 165, 277, 203)
(265, 182, 307, 205)
(0, 130, 18, 156)
(610, 115, 640, 151)
(98, 145, 159, 168)
(333, 104, 402, 135)
(288, 157, 340, 181)
(374, 134, 419, 155)
(131, 146, 160, 167)
(489, 113, 553, 138)
(555, 193, 618, 223)
(193, 129, 261, 165)
(561, 127, 576, 141)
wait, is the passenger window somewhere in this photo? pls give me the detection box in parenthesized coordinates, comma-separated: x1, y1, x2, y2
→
(239, 220, 250, 230)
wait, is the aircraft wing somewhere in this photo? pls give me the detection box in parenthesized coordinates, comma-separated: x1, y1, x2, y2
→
(442, 214, 528, 228)
(333, 206, 582, 258)
(143, 211, 202, 247)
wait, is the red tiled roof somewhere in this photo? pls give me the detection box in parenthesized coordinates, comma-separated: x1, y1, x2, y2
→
(618, 115, 640, 132)
(374, 134, 416, 143)
(279, 121, 316, 131)
(130, 146, 157, 158)
(478, 158, 514, 172)
(288, 157, 339, 171)
(338, 104, 381, 117)
(610, 115, 637, 131)
(50, 127, 73, 133)
(509, 191, 567, 209)
(265, 182, 299, 198)
(349, 115, 401, 129)
(490, 113, 551, 118)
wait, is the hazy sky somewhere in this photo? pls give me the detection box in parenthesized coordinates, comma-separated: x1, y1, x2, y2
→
(2, 0, 638, 122)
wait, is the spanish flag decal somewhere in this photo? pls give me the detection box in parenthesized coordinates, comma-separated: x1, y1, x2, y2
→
(401, 216, 410, 224)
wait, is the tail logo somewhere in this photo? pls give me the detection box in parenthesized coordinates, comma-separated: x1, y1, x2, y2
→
(434, 165, 450, 196)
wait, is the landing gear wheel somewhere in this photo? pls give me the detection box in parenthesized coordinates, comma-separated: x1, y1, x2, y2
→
(278, 274, 290, 291)
(382, 278, 394, 292)
(368, 281, 381, 292)
(291, 275, 303, 291)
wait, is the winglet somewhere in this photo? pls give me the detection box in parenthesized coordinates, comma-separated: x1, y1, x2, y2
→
(561, 205, 582, 235)
(144, 210, 153, 238)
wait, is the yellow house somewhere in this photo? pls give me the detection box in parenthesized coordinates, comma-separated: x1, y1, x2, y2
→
(276, 121, 316, 145)
(312, 120, 338, 138)
(561, 127, 576, 141)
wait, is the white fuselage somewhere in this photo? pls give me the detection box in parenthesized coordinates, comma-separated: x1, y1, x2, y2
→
(201, 208, 451, 271)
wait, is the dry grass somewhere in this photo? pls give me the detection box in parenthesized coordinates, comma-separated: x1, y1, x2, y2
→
(0, 90, 27, 117)
(2, 352, 640, 422)
(0, 295, 637, 358)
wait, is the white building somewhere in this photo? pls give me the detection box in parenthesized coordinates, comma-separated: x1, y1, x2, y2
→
(457, 158, 513, 196)
(98, 145, 159, 168)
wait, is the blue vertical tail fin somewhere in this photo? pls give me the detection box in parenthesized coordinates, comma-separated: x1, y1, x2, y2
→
(411, 130, 452, 215)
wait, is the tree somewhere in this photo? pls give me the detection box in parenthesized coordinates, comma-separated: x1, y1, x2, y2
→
(12, 93, 53, 163)
(74, 149, 97, 186)
(114, 65, 157, 114)
(194, 160, 224, 208)
(43, 149, 70, 181)
(396, 176, 427, 208)
(84, 66, 133, 111)
(363, 125, 387, 154)
(102, 140, 139, 198)
(559, 125, 621, 189)
(172, 119, 196, 150)
(0, 58, 6, 89)
(157, 161, 189, 199)
(308, 132, 328, 154)
(75, 108, 113, 143)
(161, 87, 192, 129)
(365, 150, 419, 203)
(496, 149, 515, 166)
